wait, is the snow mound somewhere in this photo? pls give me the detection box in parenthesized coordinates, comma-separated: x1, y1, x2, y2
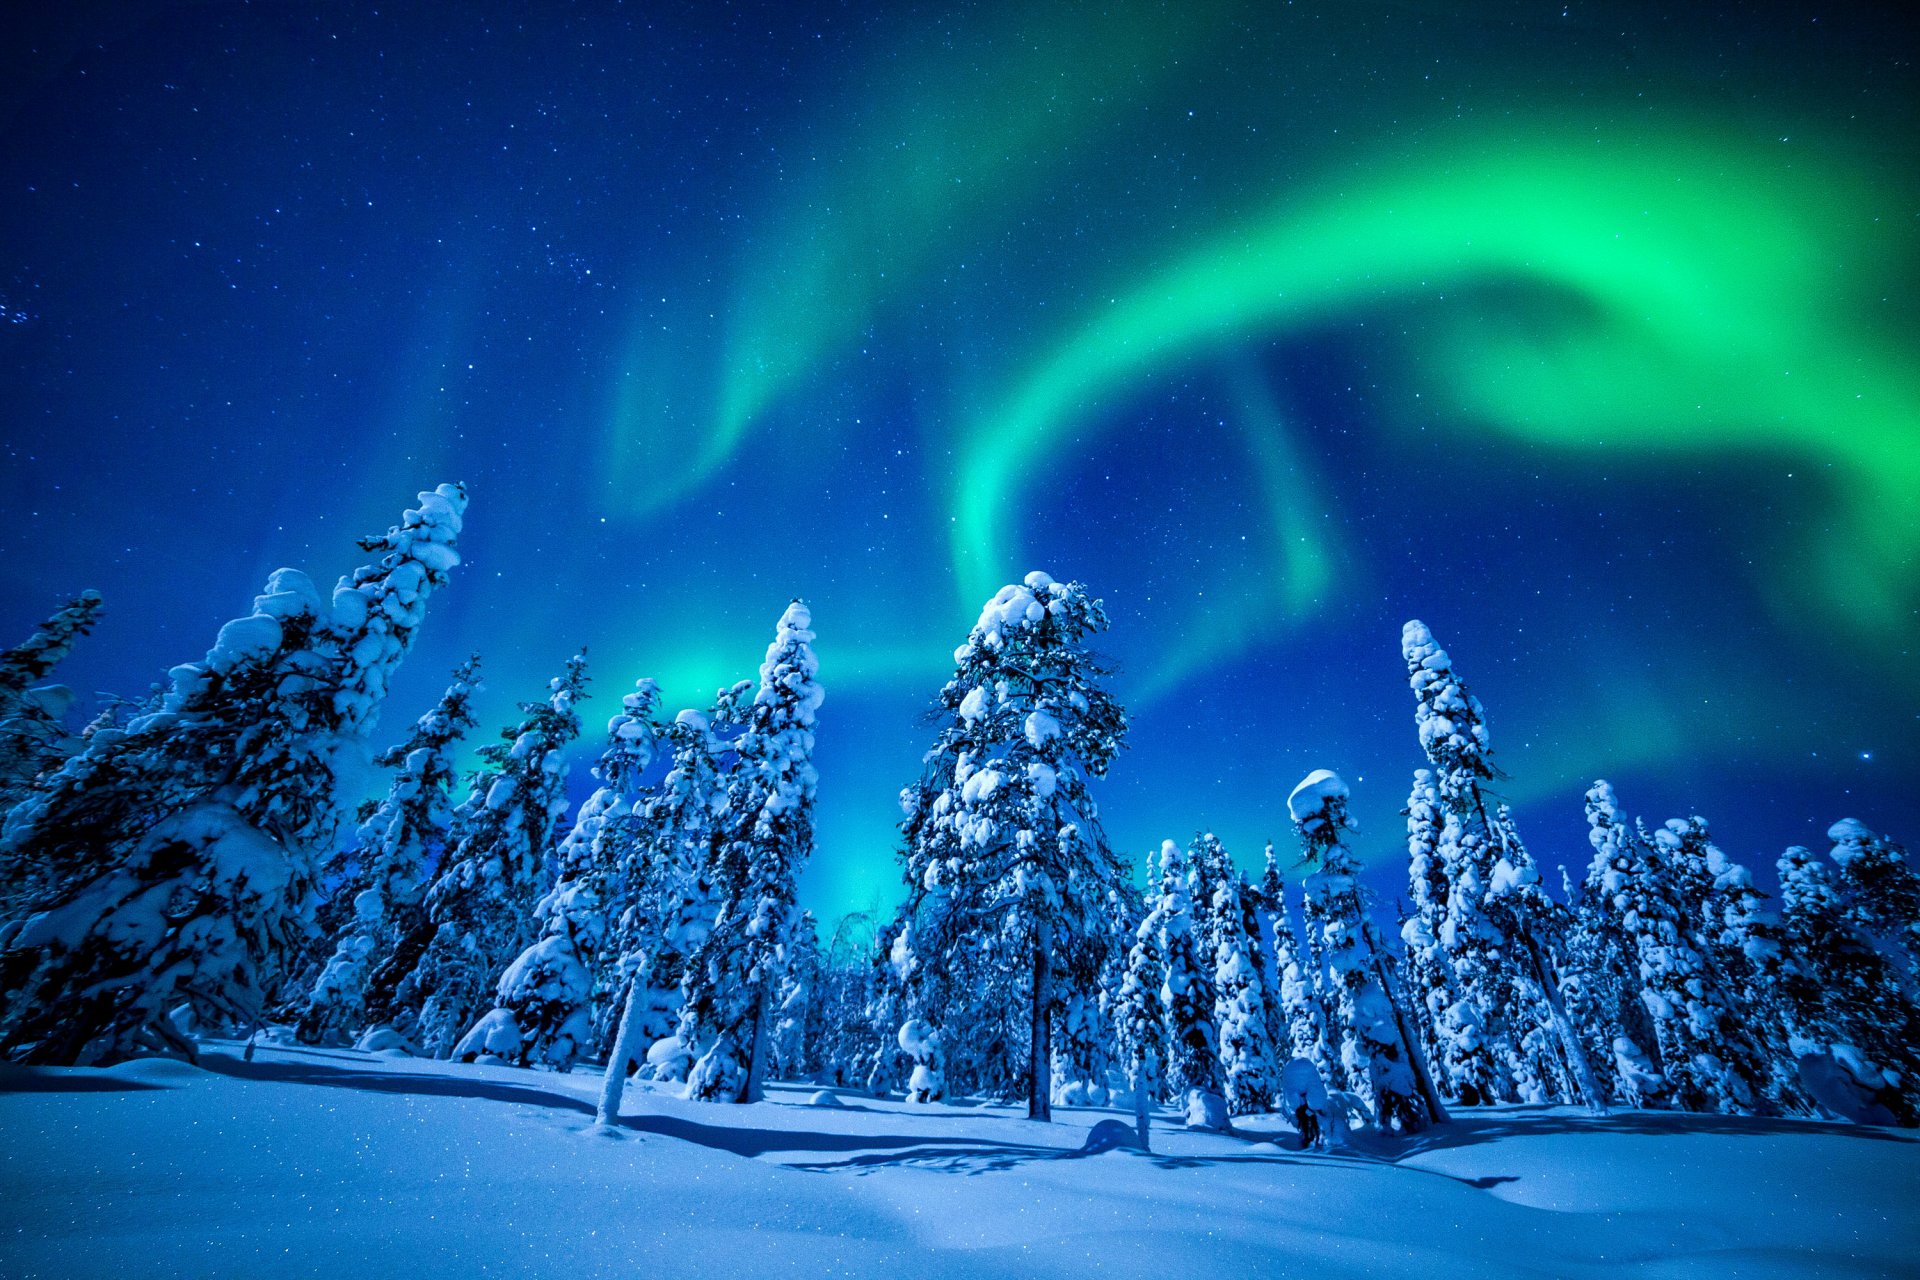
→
(354, 1025, 417, 1055)
(103, 1056, 204, 1083)
(805, 1090, 846, 1109)
(1078, 1118, 1147, 1154)
(1185, 1090, 1230, 1131)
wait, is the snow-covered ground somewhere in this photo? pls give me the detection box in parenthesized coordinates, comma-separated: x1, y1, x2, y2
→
(2, 1042, 1915, 1279)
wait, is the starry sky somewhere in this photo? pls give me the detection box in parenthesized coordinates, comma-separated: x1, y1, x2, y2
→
(2, 0, 1916, 923)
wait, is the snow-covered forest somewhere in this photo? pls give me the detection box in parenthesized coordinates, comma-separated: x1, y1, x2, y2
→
(2, 483, 1914, 1132)
(1, 485, 1917, 1277)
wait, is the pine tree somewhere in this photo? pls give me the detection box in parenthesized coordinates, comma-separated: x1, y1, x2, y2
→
(1154, 838, 1223, 1121)
(396, 652, 587, 1059)
(1650, 813, 1781, 1107)
(1699, 837, 1809, 1113)
(1775, 845, 1920, 1125)
(0, 485, 467, 1064)
(1599, 804, 1751, 1114)
(1254, 843, 1294, 1066)
(295, 656, 482, 1045)
(1826, 819, 1920, 985)
(1268, 874, 1329, 1078)
(596, 701, 735, 1125)
(769, 910, 823, 1082)
(885, 573, 1128, 1121)
(681, 601, 822, 1103)
(456, 679, 661, 1070)
(1212, 871, 1279, 1115)
(1052, 928, 1118, 1107)
(1185, 830, 1235, 969)
(1571, 781, 1665, 1107)
(1112, 883, 1168, 1149)
(1400, 620, 1605, 1112)
(0, 590, 105, 822)
(1290, 770, 1430, 1132)
(1399, 768, 1500, 1104)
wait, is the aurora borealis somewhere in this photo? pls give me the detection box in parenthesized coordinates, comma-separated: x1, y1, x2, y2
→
(1, 1, 1914, 920)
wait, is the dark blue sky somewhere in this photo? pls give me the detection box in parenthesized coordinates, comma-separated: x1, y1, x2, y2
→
(3, 1, 1915, 920)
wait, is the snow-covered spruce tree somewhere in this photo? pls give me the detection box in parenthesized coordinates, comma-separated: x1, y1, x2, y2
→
(888, 573, 1129, 1122)
(595, 702, 736, 1124)
(1154, 838, 1224, 1124)
(1649, 812, 1781, 1107)
(804, 911, 877, 1089)
(1399, 620, 1604, 1112)
(0, 486, 467, 1064)
(1254, 844, 1294, 1065)
(769, 910, 823, 1082)
(1290, 770, 1430, 1133)
(294, 656, 482, 1045)
(680, 601, 823, 1104)
(1697, 838, 1810, 1113)
(1594, 796, 1751, 1114)
(1571, 781, 1666, 1108)
(396, 652, 588, 1059)
(456, 679, 662, 1070)
(1827, 819, 1920, 985)
(1112, 888, 1168, 1149)
(1185, 830, 1236, 967)
(1775, 845, 1920, 1125)
(1051, 897, 1121, 1107)
(0, 590, 105, 713)
(1399, 768, 1493, 1105)
(1212, 871, 1279, 1115)
(1267, 872, 1330, 1078)
(0, 590, 105, 822)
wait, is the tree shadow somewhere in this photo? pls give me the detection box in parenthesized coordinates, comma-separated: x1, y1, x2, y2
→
(1383, 1105, 1919, 1160)
(0, 1063, 165, 1093)
(199, 1051, 1072, 1163)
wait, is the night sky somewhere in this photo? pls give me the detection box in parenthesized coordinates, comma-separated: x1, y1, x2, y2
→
(2, 1, 1915, 923)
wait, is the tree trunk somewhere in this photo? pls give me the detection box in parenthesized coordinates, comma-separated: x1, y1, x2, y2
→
(1132, 1055, 1153, 1151)
(596, 959, 655, 1127)
(742, 973, 772, 1104)
(1364, 935, 1450, 1125)
(1523, 935, 1609, 1116)
(1029, 917, 1052, 1122)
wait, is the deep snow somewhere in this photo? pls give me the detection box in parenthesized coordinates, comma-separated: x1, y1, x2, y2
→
(2, 1041, 1915, 1279)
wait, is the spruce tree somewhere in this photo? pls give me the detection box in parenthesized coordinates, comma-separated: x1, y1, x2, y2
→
(456, 679, 661, 1070)
(597, 702, 735, 1125)
(395, 652, 587, 1059)
(1776, 845, 1920, 1125)
(1399, 767, 1501, 1104)
(769, 910, 823, 1082)
(1154, 838, 1223, 1122)
(1700, 837, 1809, 1113)
(1651, 813, 1780, 1107)
(1268, 874, 1330, 1077)
(296, 656, 482, 1045)
(681, 601, 822, 1103)
(1254, 844, 1293, 1066)
(1212, 871, 1279, 1115)
(1600, 807, 1750, 1113)
(1400, 620, 1605, 1112)
(1572, 781, 1666, 1107)
(885, 573, 1128, 1121)
(1185, 830, 1236, 971)
(1112, 883, 1168, 1149)
(0, 590, 105, 820)
(0, 485, 467, 1064)
(1290, 770, 1430, 1132)
(1826, 819, 1920, 984)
